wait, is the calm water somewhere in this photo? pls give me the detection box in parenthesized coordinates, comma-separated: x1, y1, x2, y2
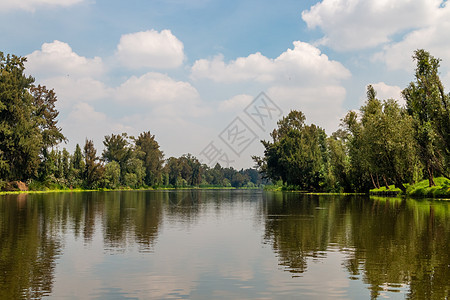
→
(0, 190, 449, 299)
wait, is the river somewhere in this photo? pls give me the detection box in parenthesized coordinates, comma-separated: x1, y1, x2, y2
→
(0, 190, 449, 299)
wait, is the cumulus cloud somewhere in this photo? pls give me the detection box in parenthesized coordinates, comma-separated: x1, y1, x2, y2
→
(301, 0, 442, 51)
(218, 94, 254, 112)
(373, 6, 450, 73)
(42, 77, 111, 108)
(268, 85, 347, 133)
(191, 41, 350, 84)
(370, 82, 403, 103)
(115, 72, 199, 104)
(0, 0, 83, 12)
(26, 40, 104, 78)
(116, 30, 185, 69)
(61, 102, 133, 151)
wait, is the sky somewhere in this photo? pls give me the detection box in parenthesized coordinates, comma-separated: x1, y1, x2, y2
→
(1, 0, 450, 168)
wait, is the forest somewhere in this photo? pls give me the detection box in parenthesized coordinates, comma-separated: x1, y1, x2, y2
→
(254, 49, 450, 193)
(0, 52, 263, 191)
(1, 49, 449, 193)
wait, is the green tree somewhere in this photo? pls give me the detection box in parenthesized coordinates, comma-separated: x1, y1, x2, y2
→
(342, 110, 373, 192)
(0, 53, 65, 183)
(71, 143, 85, 182)
(254, 110, 329, 191)
(165, 157, 181, 186)
(360, 86, 419, 192)
(327, 129, 351, 192)
(135, 131, 164, 186)
(104, 161, 120, 188)
(0, 53, 41, 180)
(102, 133, 132, 181)
(83, 139, 103, 188)
(402, 49, 449, 186)
(123, 157, 145, 188)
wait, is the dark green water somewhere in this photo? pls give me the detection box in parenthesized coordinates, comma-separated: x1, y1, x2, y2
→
(0, 190, 449, 299)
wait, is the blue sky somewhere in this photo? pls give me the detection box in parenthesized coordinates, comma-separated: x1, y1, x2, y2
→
(1, 0, 450, 168)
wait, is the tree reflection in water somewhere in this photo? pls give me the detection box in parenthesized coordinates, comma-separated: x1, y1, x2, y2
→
(261, 193, 450, 299)
(0, 191, 449, 299)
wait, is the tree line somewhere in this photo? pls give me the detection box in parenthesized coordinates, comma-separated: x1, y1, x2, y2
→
(254, 49, 450, 192)
(0, 51, 263, 190)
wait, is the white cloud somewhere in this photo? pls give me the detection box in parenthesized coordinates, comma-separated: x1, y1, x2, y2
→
(373, 8, 450, 73)
(218, 94, 253, 112)
(42, 77, 111, 109)
(115, 72, 199, 104)
(62, 103, 133, 151)
(26, 40, 104, 79)
(302, 0, 442, 51)
(0, 0, 83, 12)
(191, 41, 350, 84)
(116, 30, 185, 69)
(268, 85, 347, 134)
(370, 82, 403, 103)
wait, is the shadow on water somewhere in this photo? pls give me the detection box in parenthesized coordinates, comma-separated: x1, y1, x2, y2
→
(260, 192, 450, 299)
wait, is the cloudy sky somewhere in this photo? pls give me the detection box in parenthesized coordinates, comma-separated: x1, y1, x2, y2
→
(1, 0, 450, 168)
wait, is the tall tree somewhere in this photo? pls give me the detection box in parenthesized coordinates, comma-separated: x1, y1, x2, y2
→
(402, 50, 448, 186)
(135, 131, 164, 186)
(342, 110, 373, 192)
(0, 53, 40, 180)
(254, 110, 329, 191)
(30, 85, 65, 152)
(360, 86, 419, 192)
(327, 129, 351, 192)
(102, 133, 132, 173)
(0, 53, 65, 182)
(83, 139, 103, 188)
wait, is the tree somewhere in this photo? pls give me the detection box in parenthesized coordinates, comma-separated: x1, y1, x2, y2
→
(254, 110, 329, 191)
(402, 49, 449, 186)
(71, 144, 85, 180)
(30, 85, 65, 151)
(135, 131, 164, 186)
(123, 157, 145, 188)
(0, 53, 65, 183)
(102, 133, 132, 180)
(327, 129, 351, 192)
(83, 139, 103, 188)
(104, 161, 120, 189)
(360, 86, 419, 192)
(342, 110, 373, 192)
(0, 53, 41, 180)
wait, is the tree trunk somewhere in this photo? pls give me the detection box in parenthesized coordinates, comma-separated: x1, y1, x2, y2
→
(370, 173, 377, 189)
(376, 174, 381, 189)
(395, 181, 407, 193)
(383, 175, 389, 189)
(428, 166, 436, 187)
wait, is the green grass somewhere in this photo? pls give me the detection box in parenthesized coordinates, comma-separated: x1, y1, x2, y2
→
(406, 177, 450, 198)
(370, 177, 450, 199)
(0, 185, 260, 196)
(370, 185, 403, 194)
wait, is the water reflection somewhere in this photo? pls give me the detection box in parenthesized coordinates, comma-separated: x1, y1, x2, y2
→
(0, 191, 449, 299)
(0, 194, 61, 299)
(261, 193, 450, 299)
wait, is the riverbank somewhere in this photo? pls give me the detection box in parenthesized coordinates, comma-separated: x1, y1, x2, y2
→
(0, 185, 260, 196)
(370, 177, 450, 198)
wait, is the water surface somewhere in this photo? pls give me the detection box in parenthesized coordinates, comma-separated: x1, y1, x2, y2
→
(0, 190, 449, 299)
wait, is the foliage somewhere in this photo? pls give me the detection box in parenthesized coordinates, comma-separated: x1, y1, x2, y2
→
(402, 49, 450, 186)
(1, 49, 449, 195)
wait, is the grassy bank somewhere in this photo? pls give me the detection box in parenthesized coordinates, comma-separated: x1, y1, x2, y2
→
(370, 177, 450, 198)
(0, 185, 261, 196)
